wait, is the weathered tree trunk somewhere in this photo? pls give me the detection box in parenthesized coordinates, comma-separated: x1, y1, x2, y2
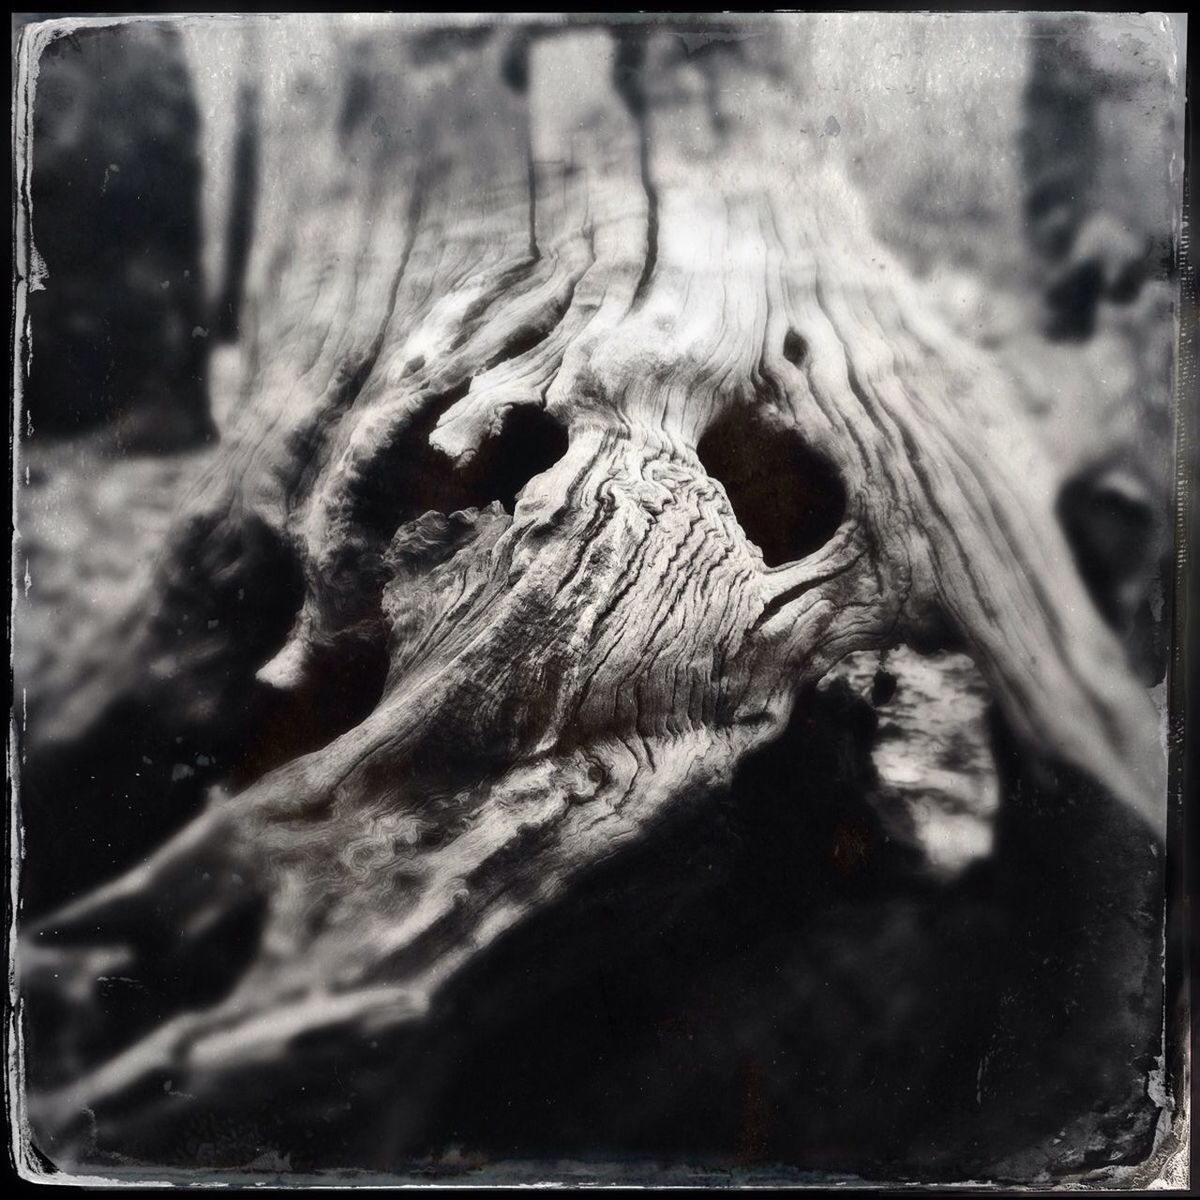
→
(14, 15, 1171, 1181)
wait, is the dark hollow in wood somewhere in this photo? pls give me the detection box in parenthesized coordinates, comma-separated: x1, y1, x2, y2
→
(697, 406, 847, 567)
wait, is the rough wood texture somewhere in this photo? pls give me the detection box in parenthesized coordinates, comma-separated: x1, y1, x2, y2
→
(15, 15, 1173, 1179)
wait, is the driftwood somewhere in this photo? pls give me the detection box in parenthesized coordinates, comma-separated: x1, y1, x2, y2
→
(14, 15, 1170, 1180)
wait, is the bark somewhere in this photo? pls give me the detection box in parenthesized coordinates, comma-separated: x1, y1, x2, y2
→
(14, 15, 1171, 1180)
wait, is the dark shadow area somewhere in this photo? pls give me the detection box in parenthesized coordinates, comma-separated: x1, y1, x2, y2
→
(1057, 460, 1172, 685)
(397, 696, 1159, 1180)
(24, 22, 214, 449)
(976, 710, 1165, 1170)
(698, 406, 846, 567)
(1042, 258, 1105, 341)
(24, 885, 269, 1093)
(213, 79, 259, 344)
(1042, 237, 1160, 342)
(233, 636, 391, 790)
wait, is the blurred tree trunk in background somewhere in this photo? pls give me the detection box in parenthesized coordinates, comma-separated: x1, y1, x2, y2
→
(24, 20, 214, 449)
